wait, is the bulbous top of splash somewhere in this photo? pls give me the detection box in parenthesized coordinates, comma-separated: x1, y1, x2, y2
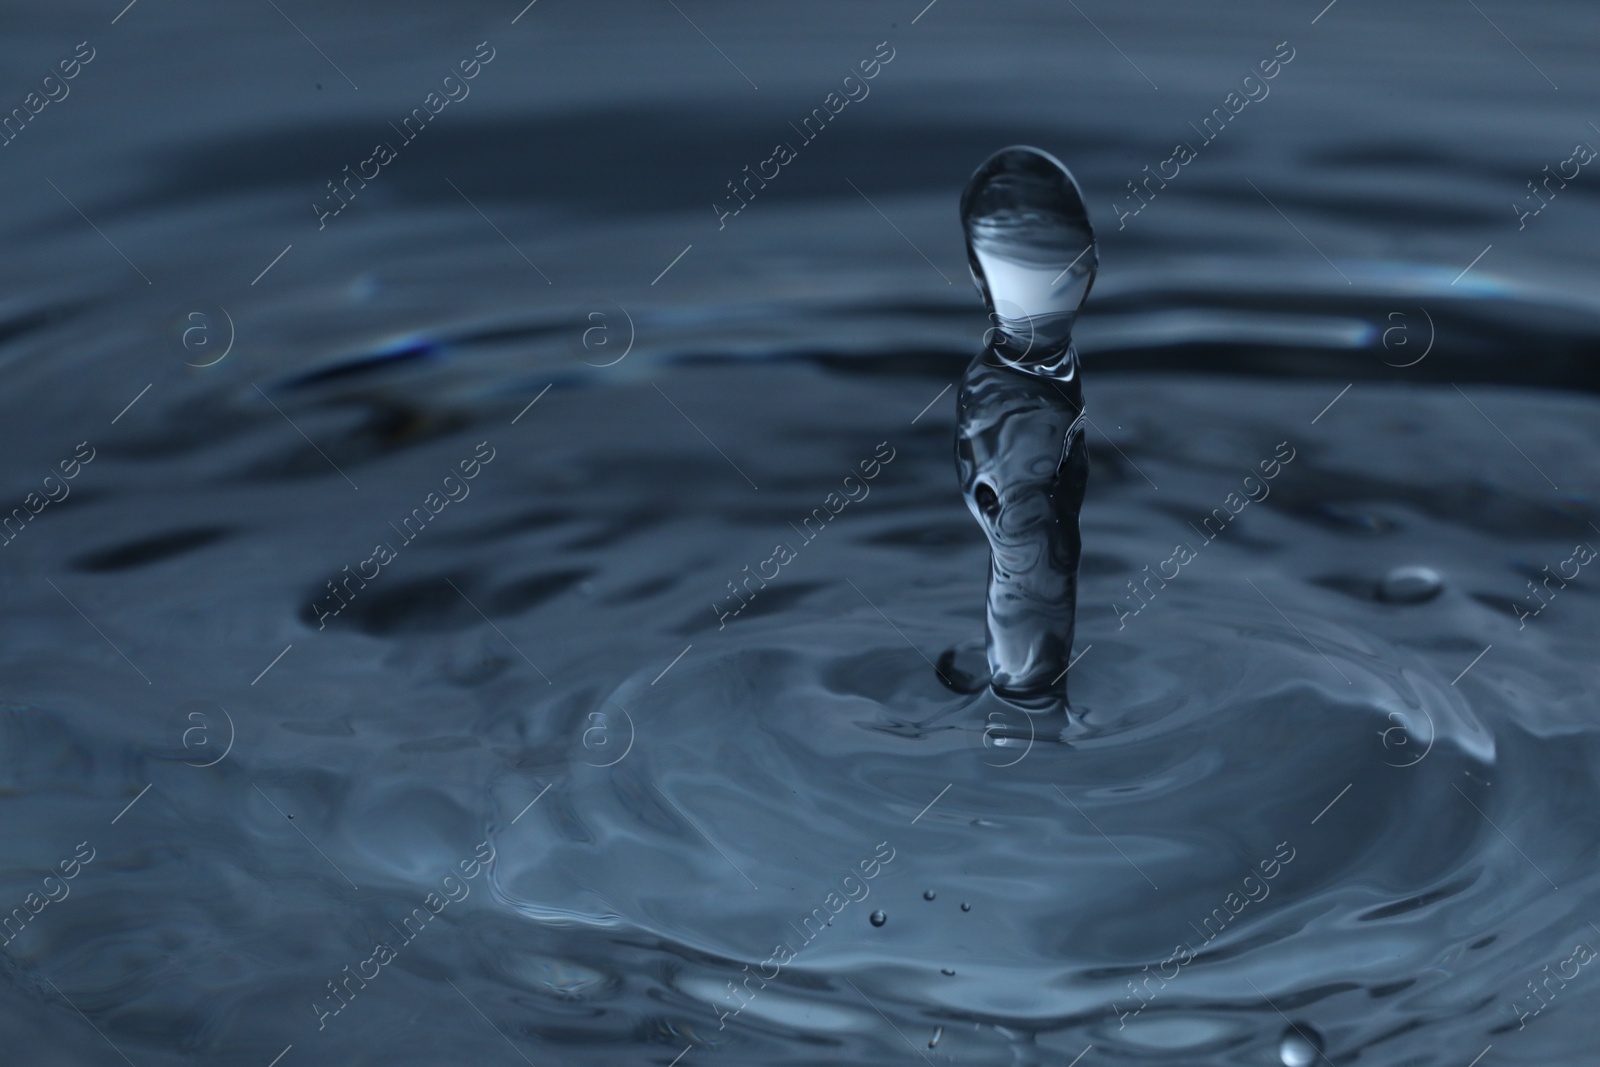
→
(961, 146, 1097, 371)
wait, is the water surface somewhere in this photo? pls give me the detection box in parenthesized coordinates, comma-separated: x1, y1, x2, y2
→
(2, 2, 1599, 1065)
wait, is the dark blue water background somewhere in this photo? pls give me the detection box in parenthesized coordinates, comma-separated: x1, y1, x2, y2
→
(2, 1, 1599, 1064)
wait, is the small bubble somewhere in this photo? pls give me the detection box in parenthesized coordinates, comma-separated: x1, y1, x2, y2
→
(870, 910, 887, 927)
(960, 902, 971, 912)
(1376, 565, 1443, 604)
(1278, 1024, 1324, 1067)
(923, 890, 936, 901)
(941, 968, 955, 976)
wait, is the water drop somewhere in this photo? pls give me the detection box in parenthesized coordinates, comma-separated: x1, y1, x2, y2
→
(935, 643, 988, 693)
(960, 902, 971, 912)
(1377, 565, 1443, 604)
(929, 1025, 943, 1048)
(869, 910, 887, 927)
(961, 146, 1097, 364)
(923, 889, 936, 901)
(941, 967, 955, 976)
(1278, 1024, 1324, 1067)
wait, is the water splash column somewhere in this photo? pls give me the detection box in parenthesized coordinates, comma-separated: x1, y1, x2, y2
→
(956, 147, 1098, 709)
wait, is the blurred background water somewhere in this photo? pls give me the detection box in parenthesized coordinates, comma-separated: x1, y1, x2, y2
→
(2, 1, 1599, 1064)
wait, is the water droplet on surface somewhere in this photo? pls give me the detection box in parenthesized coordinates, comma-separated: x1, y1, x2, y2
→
(1278, 1024, 1324, 1067)
(960, 902, 971, 912)
(960, 146, 1097, 362)
(929, 1025, 943, 1048)
(941, 967, 955, 976)
(869, 910, 887, 927)
(923, 889, 936, 901)
(935, 643, 988, 693)
(1377, 565, 1443, 603)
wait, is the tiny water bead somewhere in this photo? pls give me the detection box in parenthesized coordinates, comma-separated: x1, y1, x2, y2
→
(1278, 1024, 1325, 1067)
(929, 1026, 943, 1049)
(941, 967, 956, 976)
(869, 910, 887, 927)
(923, 889, 937, 901)
(960, 902, 971, 912)
(1377, 565, 1444, 604)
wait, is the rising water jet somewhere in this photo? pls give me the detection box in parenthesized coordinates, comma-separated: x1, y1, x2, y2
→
(953, 146, 1096, 710)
